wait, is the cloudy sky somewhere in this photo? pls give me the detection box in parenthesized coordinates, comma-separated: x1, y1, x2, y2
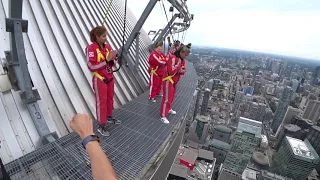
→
(128, 0, 320, 60)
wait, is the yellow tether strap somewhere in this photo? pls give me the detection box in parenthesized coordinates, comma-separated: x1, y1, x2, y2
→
(92, 48, 110, 81)
(103, 0, 114, 24)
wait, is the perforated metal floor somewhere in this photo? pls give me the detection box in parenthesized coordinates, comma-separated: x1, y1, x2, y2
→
(4, 62, 197, 180)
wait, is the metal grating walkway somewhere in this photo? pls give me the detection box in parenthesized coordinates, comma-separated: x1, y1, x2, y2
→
(4, 62, 197, 180)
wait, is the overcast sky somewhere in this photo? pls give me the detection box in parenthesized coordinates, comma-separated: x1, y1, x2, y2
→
(128, 0, 320, 60)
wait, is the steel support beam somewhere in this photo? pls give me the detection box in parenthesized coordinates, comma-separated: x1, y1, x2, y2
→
(135, 32, 140, 71)
(152, 29, 163, 42)
(154, 14, 179, 46)
(122, 0, 158, 55)
(6, 0, 55, 144)
(119, 0, 158, 91)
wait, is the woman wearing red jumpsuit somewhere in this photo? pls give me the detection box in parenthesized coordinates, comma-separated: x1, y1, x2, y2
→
(148, 41, 167, 102)
(160, 45, 190, 123)
(86, 26, 121, 136)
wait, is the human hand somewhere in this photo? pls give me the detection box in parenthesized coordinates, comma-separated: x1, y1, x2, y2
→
(107, 50, 117, 61)
(70, 113, 95, 139)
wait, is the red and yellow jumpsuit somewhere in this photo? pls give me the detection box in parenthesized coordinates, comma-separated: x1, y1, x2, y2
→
(160, 54, 186, 118)
(86, 42, 117, 125)
(148, 50, 166, 99)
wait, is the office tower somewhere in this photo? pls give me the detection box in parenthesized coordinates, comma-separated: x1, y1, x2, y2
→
(243, 86, 254, 96)
(258, 103, 267, 122)
(275, 124, 302, 150)
(291, 79, 299, 92)
(248, 102, 259, 121)
(205, 79, 214, 91)
(282, 106, 302, 124)
(272, 61, 280, 74)
(276, 136, 319, 180)
(217, 168, 242, 180)
(206, 139, 231, 164)
(302, 100, 320, 123)
(212, 125, 232, 143)
(223, 117, 262, 174)
(271, 86, 294, 133)
(189, 115, 209, 144)
(306, 126, 320, 155)
(193, 89, 201, 120)
(200, 88, 211, 115)
(259, 170, 293, 180)
(233, 91, 244, 112)
(253, 81, 261, 95)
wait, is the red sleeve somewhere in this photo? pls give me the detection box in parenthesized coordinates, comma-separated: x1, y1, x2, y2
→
(149, 51, 166, 66)
(167, 56, 182, 75)
(86, 45, 107, 72)
(180, 59, 186, 75)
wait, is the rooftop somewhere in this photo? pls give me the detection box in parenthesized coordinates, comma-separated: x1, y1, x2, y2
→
(218, 168, 242, 180)
(198, 149, 214, 162)
(252, 152, 268, 166)
(196, 115, 210, 123)
(181, 149, 198, 164)
(284, 124, 301, 132)
(286, 136, 315, 160)
(169, 164, 188, 178)
(237, 117, 262, 138)
(215, 125, 232, 133)
(207, 139, 231, 151)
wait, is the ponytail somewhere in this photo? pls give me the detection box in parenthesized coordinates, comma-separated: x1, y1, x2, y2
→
(90, 26, 107, 42)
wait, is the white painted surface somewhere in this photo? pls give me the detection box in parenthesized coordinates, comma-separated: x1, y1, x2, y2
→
(0, 0, 152, 164)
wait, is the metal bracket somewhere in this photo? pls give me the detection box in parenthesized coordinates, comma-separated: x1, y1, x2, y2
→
(4, 51, 19, 91)
(6, 18, 28, 33)
(20, 89, 41, 104)
(135, 32, 140, 71)
(5, 0, 56, 143)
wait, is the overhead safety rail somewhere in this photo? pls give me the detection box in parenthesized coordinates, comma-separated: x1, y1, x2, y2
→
(148, 0, 193, 51)
(118, 0, 193, 89)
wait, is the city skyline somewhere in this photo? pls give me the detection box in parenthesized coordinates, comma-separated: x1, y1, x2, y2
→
(129, 0, 320, 61)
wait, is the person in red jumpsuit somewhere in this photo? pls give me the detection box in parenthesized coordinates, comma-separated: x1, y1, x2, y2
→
(86, 26, 121, 136)
(160, 45, 190, 123)
(148, 41, 167, 102)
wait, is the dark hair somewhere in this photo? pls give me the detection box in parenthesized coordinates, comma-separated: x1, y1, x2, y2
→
(90, 26, 107, 42)
(174, 45, 190, 58)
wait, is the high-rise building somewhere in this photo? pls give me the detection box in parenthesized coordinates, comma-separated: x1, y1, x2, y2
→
(200, 88, 211, 115)
(275, 136, 319, 180)
(282, 106, 302, 125)
(189, 115, 209, 144)
(233, 91, 244, 112)
(206, 139, 231, 164)
(271, 86, 294, 133)
(272, 61, 280, 74)
(243, 86, 254, 96)
(223, 117, 262, 174)
(248, 102, 260, 121)
(253, 81, 261, 95)
(302, 100, 320, 123)
(291, 79, 300, 92)
(306, 126, 320, 155)
(212, 125, 232, 143)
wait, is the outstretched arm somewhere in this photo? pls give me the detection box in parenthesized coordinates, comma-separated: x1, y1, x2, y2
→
(70, 114, 118, 180)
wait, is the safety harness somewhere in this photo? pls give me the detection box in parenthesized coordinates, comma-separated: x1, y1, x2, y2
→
(150, 54, 166, 76)
(163, 64, 184, 85)
(92, 48, 114, 84)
